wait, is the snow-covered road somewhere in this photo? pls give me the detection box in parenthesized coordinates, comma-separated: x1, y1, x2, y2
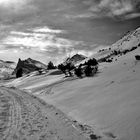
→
(0, 86, 89, 140)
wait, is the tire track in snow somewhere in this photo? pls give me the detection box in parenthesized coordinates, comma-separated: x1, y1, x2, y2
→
(0, 86, 89, 140)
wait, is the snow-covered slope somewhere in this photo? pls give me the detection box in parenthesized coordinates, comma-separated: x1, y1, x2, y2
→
(112, 27, 140, 50)
(91, 27, 140, 61)
(40, 49, 140, 140)
(4, 27, 140, 140)
(0, 60, 16, 79)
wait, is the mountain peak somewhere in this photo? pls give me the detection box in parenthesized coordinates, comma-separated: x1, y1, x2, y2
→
(65, 54, 87, 64)
(27, 57, 31, 60)
(14, 58, 47, 74)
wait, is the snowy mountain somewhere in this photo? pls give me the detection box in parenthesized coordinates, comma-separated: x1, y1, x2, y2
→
(112, 27, 140, 50)
(91, 27, 140, 62)
(0, 60, 16, 79)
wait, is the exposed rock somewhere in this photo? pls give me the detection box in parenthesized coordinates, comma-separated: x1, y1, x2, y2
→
(14, 58, 47, 75)
(65, 54, 87, 64)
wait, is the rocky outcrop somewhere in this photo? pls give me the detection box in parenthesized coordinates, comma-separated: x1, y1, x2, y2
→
(65, 54, 87, 64)
(14, 58, 47, 75)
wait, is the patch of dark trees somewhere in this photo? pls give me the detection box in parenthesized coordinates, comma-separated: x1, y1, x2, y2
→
(47, 61, 56, 70)
(135, 55, 140, 60)
(58, 58, 98, 78)
(15, 43, 139, 78)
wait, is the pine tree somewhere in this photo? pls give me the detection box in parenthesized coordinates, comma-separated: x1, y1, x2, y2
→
(47, 61, 56, 70)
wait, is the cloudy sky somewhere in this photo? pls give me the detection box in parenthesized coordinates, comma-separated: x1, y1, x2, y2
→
(0, 0, 140, 64)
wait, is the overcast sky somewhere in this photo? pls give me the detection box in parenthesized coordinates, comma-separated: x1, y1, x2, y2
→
(0, 0, 140, 64)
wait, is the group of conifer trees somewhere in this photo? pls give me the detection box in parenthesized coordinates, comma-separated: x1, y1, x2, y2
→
(58, 58, 98, 78)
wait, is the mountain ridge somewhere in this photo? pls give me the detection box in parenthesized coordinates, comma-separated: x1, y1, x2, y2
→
(13, 58, 48, 75)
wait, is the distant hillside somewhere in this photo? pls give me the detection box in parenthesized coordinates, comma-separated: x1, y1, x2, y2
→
(75, 27, 140, 65)
(112, 27, 140, 50)
(64, 54, 87, 64)
(0, 60, 16, 79)
(14, 58, 47, 75)
(90, 27, 140, 63)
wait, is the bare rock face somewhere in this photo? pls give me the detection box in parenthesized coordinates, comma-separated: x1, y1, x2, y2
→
(14, 58, 47, 75)
(65, 54, 87, 64)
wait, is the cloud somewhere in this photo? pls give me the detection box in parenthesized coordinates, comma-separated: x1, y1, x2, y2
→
(0, 0, 27, 7)
(33, 26, 65, 34)
(0, 0, 139, 27)
(124, 12, 140, 19)
(1, 25, 96, 64)
(0, 0, 38, 26)
(64, 0, 140, 20)
(88, 0, 140, 20)
(1, 26, 85, 55)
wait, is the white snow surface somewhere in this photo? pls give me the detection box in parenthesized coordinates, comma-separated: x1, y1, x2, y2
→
(4, 27, 140, 140)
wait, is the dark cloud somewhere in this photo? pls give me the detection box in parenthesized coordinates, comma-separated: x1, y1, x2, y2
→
(97, 0, 140, 19)
(0, 0, 139, 28)
(68, 0, 140, 20)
